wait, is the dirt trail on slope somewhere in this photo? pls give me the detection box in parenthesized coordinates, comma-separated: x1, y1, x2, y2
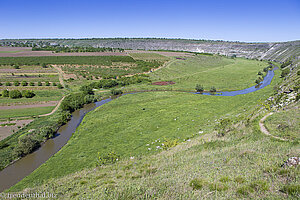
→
(259, 112, 288, 141)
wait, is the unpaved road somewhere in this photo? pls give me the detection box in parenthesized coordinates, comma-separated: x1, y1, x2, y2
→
(0, 101, 58, 110)
(259, 112, 288, 141)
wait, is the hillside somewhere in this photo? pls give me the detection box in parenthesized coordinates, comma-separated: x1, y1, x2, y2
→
(1, 38, 300, 62)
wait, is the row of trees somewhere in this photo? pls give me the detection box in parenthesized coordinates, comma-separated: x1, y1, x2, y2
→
(0, 81, 63, 88)
(1, 89, 35, 99)
(32, 46, 125, 53)
(195, 84, 217, 93)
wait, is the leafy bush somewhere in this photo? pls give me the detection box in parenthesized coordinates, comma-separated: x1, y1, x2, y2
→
(21, 81, 28, 86)
(281, 68, 290, 77)
(45, 81, 50, 86)
(37, 81, 42, 86)
(280, 60, 292, 69)
(5, 82, 11, 86)
(210, 86, 217, 93)
(9, 90, 22, 99)
(258, 71, 263, 75)
(0, 82, 2, 86)
(22, 90, 35, 98)
(189, 178, 208, 190)
(281, 184, 300, 196)
(80, 85, 94, 95)
(14, 81, 20, 86)
(52, 82, 57, 86)
(110, 89, 123, 95)
(215, 118, 232, 137)
(57, 83, 63, 89)
(13, 135, 40, 157)
(29, 82, 35, 86)
(162, 138, 179, 149)
(195, 84, 204, 92)
(2, 90, 9, 97)
(97, 151, 119, 166)
(13, 65, 20, 69)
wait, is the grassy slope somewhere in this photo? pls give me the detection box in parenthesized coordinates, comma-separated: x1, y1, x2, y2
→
(9, 101, 299, 198)
(8, 69, 282, 192)
(265, 105, 300, 141)
(124, 55, 268, 92)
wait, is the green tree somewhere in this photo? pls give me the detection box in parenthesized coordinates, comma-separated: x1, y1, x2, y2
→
(29, 82, 35, 86)
(5, 82, 11, 86)
(9, 90, 22, 99)
(14, 81, 20, 86)
(21, 81, 28, 86)
(45, 81, 50, 86)
(22, 90, 35, 98)
(195, 84, 204, 92)
(210, 86, 217, 93)
(57, 83, 63, 89)
(2, 89, 9, 97)
(37, 81, 42, 86)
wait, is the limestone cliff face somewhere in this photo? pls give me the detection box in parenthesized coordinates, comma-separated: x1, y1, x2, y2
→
(1, 38, 299, 62)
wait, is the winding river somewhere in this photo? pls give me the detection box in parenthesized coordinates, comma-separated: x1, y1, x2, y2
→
(0, 69, 276, 192)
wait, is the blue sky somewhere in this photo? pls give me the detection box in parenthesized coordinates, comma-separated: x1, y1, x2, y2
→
(0, 0, 299, 42)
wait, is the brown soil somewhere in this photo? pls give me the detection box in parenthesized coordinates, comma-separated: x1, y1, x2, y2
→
(126, 50, 194, 57)
(0, 101, 58, 110)
(0, 47, 128, 57)
(152, 81, 176, 85)
(0, 119, 33, 141)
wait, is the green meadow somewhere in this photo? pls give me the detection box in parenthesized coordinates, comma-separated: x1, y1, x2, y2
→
(123, 55, 269, 92)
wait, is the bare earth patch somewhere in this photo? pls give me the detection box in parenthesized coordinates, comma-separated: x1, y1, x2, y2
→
(152, 81, 176, 85)
(126, 50, 194, 57)
(0, 101, 58, 109)
(0, 47, 128, 57)
(0, 119, 33, 141)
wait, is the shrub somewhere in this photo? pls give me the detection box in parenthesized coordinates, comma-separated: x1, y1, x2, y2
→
(22, 90, 35, 98)
(29, 82, 35, 86)
(0, 82, 2, 86)
(42, 63, 48, 68)
(249, 180, 269, 192)
(14, 81, 20, 86)
(281, 68, 290, 78)
(234, 176, 246, 184)
(219, 176, 231, 183)
(45, 81, 50, 86)
(2, 90, 9, 97)
(37, 81, 42, 86)
(189, 178, 207, 190)
(236, 185, 253, 196)
(210, 86, 216, 93)
(162, 138, 179, 149)
(97, 151, 119, 166)
(258, 71, 263, 75)
(39, 126, 56, 139)
(195, 84, 204, 92)
(215, 118, 232, 137)
(57, 83, 63, 89)
(5, 82, 11, 86)
(52, 82, 57, 86)
(209, 182, 228, 191)
(9, 90, 22, 99)
(13, 65, 20, 69)
(13, 135, 40, 157)
(281, 184, 300, 196)
(21, 81, 28, 86)
(80, 85, 94, 95)
(280, 60, 292, 69)
(111, 89, 123, 95)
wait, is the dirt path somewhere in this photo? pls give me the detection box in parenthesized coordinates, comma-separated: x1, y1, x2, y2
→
(39, 96, 65, 117)
(259, 112, 288, 141)
(0, 101, 58, 110)
(51, 65, 65, 88)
